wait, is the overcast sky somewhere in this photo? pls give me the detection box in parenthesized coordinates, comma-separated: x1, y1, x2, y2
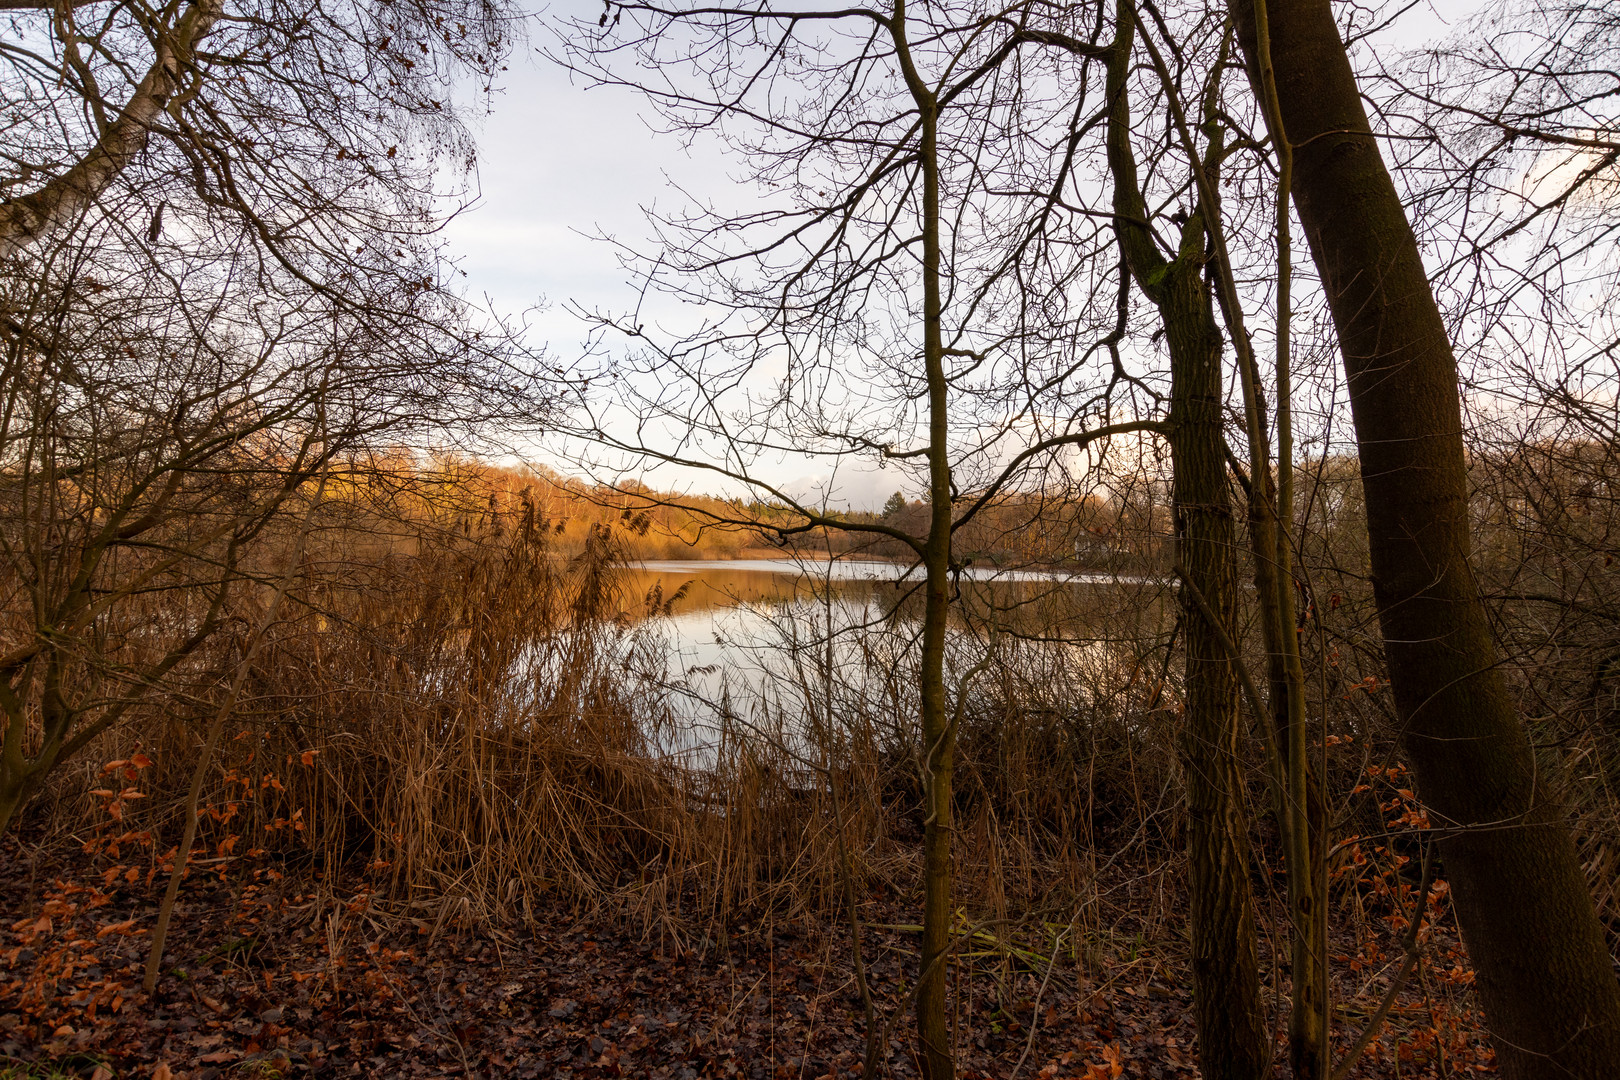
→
(444, 0, 1479, 508)
(445, 2, 736, 351)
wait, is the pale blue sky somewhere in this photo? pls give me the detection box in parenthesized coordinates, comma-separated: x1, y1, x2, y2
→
(445, 0, 1479, 507)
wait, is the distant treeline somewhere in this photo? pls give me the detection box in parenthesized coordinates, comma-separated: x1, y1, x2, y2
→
(458, 461, 1177, 571)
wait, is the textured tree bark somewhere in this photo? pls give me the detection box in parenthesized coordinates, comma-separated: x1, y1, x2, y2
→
(1106, 9, 1268, 1076)
(1227, 0, 1620, 1073)
(0, 0, 219, 255)
(1161, 257, 1271, 1080)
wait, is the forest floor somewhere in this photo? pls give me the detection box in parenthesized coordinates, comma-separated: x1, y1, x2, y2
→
(1, 834, 1498, 1079)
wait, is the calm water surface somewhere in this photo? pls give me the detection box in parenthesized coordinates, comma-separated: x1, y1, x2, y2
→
(612, 558, 1163, 750)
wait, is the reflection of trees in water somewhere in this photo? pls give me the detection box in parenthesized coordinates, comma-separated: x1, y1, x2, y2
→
(637, 568, 1175, 772)
(618, 560, 1162, 621)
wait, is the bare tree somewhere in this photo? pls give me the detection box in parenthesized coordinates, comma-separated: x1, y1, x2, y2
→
(552, 3, 1175, 1074)
(0, 0, 549, 832)
(1224, 0, 1620, 1071)
(1100, 3, 1272, 1073)
(0, 225, 543, 834)
(0, 0, 512, 258)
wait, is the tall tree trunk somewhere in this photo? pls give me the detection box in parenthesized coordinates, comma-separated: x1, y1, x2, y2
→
(1239, 465, 1329, 1080)
(1237, 13, 1330, 1063)
(1106, 9, 1268, 1075)
(893, 4, 956, 1075)
(1227, 0, 1620, 1072)
(917, 508, 954, 1080)
(1164, 260, 1270, 1080)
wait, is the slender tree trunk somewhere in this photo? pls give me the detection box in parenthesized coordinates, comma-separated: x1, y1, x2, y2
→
(1106, 9, 1268, 1075)
(144, 708, 230, 991)
(1227, 0, 1620, 1072)
(917, 516, 954, 1080)
(1240, 466, 1329, 1080)
(1239, 12, 1330, 1061)
(893, 4, 955, 1074)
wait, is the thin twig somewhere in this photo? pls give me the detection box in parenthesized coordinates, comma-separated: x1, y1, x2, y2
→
(1010, 910, 1082, 1079)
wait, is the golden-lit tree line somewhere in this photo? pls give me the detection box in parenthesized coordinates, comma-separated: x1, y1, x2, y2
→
(3, 0, 1619, 1076)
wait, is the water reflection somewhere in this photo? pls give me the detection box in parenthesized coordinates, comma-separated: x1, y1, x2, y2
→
(620, 558, 1150, 617)
(612, 558, 1168, 761)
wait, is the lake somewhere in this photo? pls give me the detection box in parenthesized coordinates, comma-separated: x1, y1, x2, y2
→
(610, 558, 1170, 759)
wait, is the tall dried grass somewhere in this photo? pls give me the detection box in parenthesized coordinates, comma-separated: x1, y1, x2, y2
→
(24, 477, 1191, 948)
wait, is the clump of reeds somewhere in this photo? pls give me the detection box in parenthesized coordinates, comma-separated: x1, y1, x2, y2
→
(33, 471, 1199, 946)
